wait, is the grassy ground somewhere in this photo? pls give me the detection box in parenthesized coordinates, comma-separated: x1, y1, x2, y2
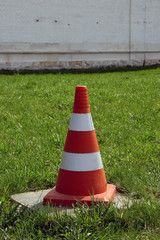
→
(0, 68, 160, 239)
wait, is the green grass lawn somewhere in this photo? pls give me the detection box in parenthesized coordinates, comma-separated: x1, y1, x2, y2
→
(0, 68, 160, 239)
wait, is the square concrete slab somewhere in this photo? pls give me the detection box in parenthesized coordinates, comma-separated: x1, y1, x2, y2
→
(11, 189, 74, 215)
(11, 189, 132, 214)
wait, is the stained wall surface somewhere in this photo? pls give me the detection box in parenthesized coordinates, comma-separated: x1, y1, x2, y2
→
(0, 0, 160, 70)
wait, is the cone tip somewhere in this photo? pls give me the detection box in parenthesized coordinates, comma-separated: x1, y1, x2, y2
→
(73, 86, 89, 113)
(76, 86, 87, 91)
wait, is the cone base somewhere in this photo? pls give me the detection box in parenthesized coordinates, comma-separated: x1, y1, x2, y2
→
(43, 184, 116, 207)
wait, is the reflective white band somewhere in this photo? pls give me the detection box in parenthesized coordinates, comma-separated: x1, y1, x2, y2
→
(69, 113, 94, 131)
(60, 151, 103, 171)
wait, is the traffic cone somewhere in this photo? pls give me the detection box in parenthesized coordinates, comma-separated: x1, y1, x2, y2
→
(43, 86, 116, 206)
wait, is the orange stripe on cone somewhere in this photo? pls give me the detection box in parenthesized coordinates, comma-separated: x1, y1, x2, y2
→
(56, 168, 107, 195)
(64, 130, 99, 153)
(43, 86, 116, 206)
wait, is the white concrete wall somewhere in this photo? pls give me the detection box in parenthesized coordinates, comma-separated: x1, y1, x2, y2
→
(0, 0, 160, 70)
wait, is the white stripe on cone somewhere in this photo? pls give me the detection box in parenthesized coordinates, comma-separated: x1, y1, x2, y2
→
(69, 113, 94, 131)
(60, 151, 103, 171)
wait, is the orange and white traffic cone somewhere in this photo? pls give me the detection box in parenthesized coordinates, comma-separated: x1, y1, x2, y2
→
(43, 86, 116, 206)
